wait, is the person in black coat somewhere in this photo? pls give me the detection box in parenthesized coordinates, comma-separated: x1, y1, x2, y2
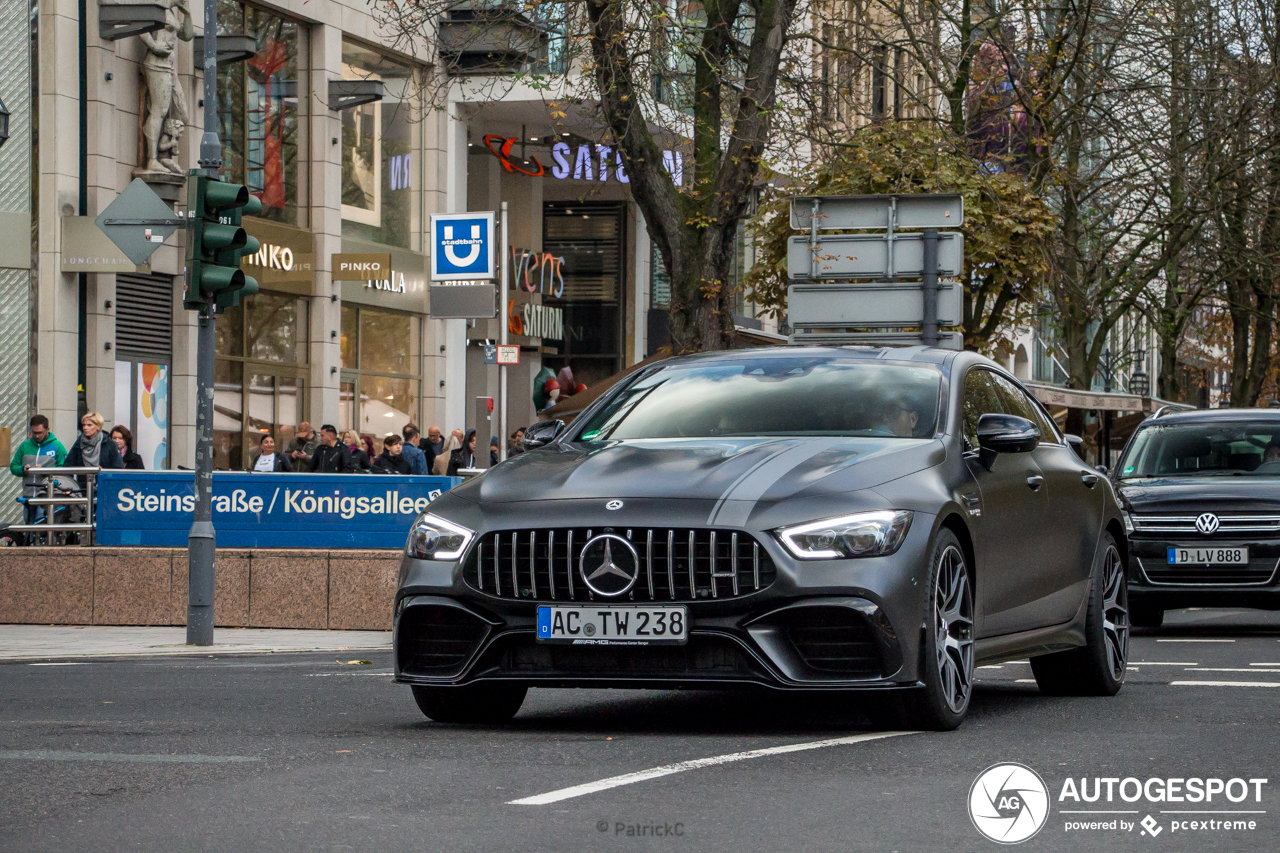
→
(371, 434, 413, 475)
(343, 430, 371, 472)
(307, 424, 354, 473)
(66, 413, 124, 469)
(110, 425, 145, 469)
(447, 429, 478, 476)
(248, 435, 291, 472)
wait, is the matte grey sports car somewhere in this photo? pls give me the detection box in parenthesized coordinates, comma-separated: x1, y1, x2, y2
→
(394, 346, 1129, 730)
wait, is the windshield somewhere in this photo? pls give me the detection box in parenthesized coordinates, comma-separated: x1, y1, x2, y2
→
(575, 358, 943, 441)
(1118, 421, 1280, 478)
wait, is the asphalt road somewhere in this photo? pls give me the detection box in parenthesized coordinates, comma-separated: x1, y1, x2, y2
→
(2, 609, 1278, 853)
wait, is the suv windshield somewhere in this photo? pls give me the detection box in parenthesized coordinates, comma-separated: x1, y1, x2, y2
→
(1119, 421, 1280, 478)
(575, 358, 943, 441)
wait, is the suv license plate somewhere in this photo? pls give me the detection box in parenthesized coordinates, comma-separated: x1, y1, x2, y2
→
(536, 605, 688, 645)
(1167, 547, 1249, 565)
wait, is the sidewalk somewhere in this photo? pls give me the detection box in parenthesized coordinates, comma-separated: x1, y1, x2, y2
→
(0, 625, 391, 661)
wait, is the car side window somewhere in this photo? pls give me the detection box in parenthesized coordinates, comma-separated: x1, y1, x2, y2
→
(962, 369, 1006, 450)
(989, 373, 1058, 443)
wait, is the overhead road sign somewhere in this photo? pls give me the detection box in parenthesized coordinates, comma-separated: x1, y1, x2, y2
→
(787, 231, 964, 281)
(431, 212, 496, 281)
(95, 178, 185, 265)
(790, 330, 965, 350)
(790, 194, 963, 231)
(787, 281, 964, 328)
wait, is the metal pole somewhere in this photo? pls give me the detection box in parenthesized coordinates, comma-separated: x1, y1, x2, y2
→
(188, 2, 222, 646)
(498, 202, 509, 463)
(921, 228, 939, 347)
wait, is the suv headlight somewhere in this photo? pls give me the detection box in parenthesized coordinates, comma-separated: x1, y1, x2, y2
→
(406, 513, 474, 561)
(777, 510, 913, 560)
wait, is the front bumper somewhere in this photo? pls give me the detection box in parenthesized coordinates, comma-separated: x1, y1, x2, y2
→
(1126, 535, 1280, 610)
(392, 514, 938, 691)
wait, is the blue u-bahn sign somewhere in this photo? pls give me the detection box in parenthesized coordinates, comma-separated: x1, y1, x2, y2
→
(95, 471, 460, 548)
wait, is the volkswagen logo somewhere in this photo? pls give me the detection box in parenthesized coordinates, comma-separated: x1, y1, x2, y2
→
(606, 499, 624, 511)
(1195, 512, 1220, 535)
(579, 534, 639, 597)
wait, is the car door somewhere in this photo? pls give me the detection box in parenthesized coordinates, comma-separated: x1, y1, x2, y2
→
(991, 372, 1101, 625)
(960, 367, 1051, 636)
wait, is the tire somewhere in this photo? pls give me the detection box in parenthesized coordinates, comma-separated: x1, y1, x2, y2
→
(411, 683, 528, 724)
(895, 529, 975, 731)
(1129, 602, 1164, 629)
(1031, 533, 1128, 696)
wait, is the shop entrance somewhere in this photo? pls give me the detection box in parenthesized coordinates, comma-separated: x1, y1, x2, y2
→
(542, 202, 627, 387)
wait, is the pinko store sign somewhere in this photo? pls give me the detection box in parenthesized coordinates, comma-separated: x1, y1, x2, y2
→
(483, 135, 684, 186)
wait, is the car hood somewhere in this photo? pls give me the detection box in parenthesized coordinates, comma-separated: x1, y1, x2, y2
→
(1118, 477, 1280, 514)
(460, 436, 946, 505)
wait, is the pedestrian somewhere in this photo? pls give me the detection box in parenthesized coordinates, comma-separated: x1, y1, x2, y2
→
(490, 436, 500, 466)
(361, 434, 376, 461)
(508, 428, 525, 457)
(344, 429, 372, 472)
(287, 421, 318, 472)
(249, 434, 290, 472)
(400, 423, 433, 475)
(426, 425, 444, 456)
(9, 414, 68, 525)
(110, 425, 146, 469)
(433, 434, 460, 475)
(372, 433, 413, 475)
(447, 429, 478, 476)
(307, 424, 354, 473)
(450, 427, 464, 445)
(66, 412, 124, 469)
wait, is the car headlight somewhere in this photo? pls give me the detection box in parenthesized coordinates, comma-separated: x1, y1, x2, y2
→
(405, 513, 474, 561)
(777, 510, 913, 560)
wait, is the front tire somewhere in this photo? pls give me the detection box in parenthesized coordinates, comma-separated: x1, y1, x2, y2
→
(411, 683, 528, 724)
(1031, 534, 1128, 696)
(898, 529, 975, 731)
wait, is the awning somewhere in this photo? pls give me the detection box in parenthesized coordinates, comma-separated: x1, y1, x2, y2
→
(1024, 382, 1192, 414)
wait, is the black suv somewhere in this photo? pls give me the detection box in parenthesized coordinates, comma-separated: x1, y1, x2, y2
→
(1111, 408, 1280, 627)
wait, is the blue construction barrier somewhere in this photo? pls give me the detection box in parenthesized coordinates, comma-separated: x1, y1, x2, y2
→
(95, 470, 461, 548)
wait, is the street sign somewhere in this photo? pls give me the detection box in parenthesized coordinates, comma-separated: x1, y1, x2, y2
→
(496, 344, 520, 365)
(483, 342, 497, 364)
(787, 232, 964, 281)
(790, 194, 963, 231)
(95, 178, 184, 265)
(431, 212, 496, 281)
(787, 281, 964, 328)
(429, 283, 497, 319)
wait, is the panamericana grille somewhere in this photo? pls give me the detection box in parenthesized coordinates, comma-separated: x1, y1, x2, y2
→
(1131, 514, 1280, 535)
(784, 607, 882, 676)
(462, 528, 777, 602)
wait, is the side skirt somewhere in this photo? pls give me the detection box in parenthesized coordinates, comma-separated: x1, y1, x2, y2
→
(975, 581, 1091, 665)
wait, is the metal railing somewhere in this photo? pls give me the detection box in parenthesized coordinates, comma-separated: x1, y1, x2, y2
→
(9, 466, 100, 545)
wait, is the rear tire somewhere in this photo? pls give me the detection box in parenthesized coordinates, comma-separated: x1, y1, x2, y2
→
(1031, 534, 1128, 696)
(411, 683, 527, 724)
(1129, 602, 1163, 628)
(897, 529, 974, 731)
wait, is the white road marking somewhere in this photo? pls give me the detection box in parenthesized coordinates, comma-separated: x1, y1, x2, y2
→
(507, 731, 916, 806)
(28, 662, 86, 666)
(1171, 681, 1280, 688)
(1157, 638, 1235, 643)
(1190, 668, 1280, 673)
(1130, 662, 1198, 666)
(976, 665, 1003, 670)
(1251, 663, 1280, 666)
(1015, 679, 1037, 683)
(0, 750, 260, 763)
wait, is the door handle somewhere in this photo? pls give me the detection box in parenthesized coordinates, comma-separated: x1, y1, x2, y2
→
(1026, 474, 1044, 491)
(1081, 472, 1099, 488)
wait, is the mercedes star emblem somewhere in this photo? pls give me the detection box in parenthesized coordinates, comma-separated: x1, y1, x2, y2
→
(579, 533, 640, 597)
(606, 499, 624, 511)
(1195, 512, 1220, 535)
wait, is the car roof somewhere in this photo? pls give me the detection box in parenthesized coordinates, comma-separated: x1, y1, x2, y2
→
(655, 344, 968, 368)
(1148, 407, 1280, 425)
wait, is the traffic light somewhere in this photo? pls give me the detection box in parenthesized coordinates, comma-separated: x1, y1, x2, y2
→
(184, 173, 262, 311)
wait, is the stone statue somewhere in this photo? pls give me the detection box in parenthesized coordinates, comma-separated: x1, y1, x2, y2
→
(136, 0, 193, 178)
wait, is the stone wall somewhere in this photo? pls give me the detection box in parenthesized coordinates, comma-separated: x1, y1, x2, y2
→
(0, 548, 402, 631)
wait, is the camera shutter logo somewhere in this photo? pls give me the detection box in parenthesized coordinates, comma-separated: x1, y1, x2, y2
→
(968, 763, 1050, 844)
(1195, 512, 1220, 535)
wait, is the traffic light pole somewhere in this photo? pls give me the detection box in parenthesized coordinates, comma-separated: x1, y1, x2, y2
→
(188, 5, 221, 646)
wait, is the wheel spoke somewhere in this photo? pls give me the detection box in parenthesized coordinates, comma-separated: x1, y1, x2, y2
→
(933, 544, 973, 713)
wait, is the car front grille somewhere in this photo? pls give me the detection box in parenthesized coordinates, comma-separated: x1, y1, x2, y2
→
(486, 633, 762, 679)
(1131, 514, 1280, 535)
(1137, 558, 1278, 587)
(783, 607, 883, 677)
(461, 527, 777, 602)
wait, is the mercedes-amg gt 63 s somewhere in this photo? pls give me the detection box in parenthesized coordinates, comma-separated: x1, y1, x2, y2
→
(394, 346, 1130, 730)
(1111, 408, 1280, 628)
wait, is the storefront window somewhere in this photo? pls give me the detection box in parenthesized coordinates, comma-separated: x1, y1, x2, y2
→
(217, 1, 306, 226)
(340, 41, 417, 249)
(340, 305, 419, 449)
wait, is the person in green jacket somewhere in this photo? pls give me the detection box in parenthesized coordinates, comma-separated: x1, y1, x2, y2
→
(10, 414, 68, 524)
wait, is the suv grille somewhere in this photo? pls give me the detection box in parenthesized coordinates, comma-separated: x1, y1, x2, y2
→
(462, 528, 777, 602)
(1131, 514, 1280, 535)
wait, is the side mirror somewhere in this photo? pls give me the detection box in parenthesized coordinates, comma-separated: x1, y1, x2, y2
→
(976, 413, 1040, 470)
(521, 419, 565, 450)
(1095, 465, 1110, 476)
(1065, 434, 1085, 457)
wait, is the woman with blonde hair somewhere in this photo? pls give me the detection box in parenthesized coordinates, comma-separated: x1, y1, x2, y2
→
(66, 412, 124, 469)
(433, 434, 460, 476)
(343, 429, 371, 472)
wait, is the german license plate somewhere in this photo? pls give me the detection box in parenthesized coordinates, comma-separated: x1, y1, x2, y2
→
(536, 605, 688, 645)
(1167, 546, 1249, 565)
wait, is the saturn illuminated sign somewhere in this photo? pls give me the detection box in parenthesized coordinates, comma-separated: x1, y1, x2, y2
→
(483, 135, 684, 186)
